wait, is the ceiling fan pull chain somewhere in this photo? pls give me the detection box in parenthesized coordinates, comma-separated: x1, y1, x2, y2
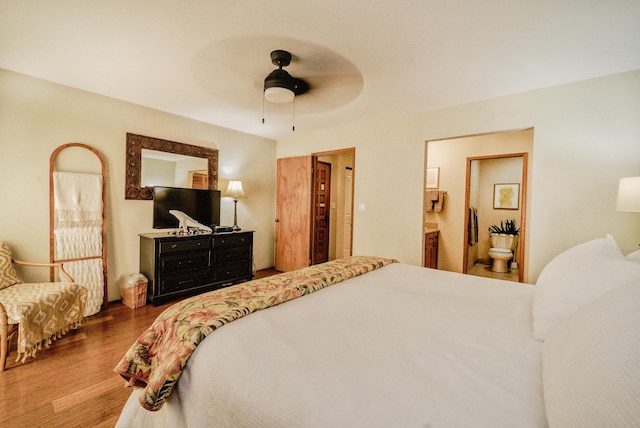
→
(262, 93, 265, 124)
(292, 97, 296, 131)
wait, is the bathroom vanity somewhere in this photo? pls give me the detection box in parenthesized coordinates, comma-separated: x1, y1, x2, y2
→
(424, 229, 439, 269)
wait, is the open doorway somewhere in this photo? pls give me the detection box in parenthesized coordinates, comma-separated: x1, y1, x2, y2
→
(275, 148, 355, 272)
(315, 149, 355, 263)
(423, 128, 533, 282)
(464, 153, 528, 283)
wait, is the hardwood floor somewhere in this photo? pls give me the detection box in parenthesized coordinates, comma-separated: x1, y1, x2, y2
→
(0, 301, 168, 427)
(0, 268, 280, 428)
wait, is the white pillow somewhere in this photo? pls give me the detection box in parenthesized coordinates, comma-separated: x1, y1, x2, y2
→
(627, 249, 640, 263)
(532, 235, 640, 340)
(542, 279, 640, 427)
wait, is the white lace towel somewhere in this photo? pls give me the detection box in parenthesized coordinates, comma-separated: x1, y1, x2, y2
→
(52, 171, 104, 316)
(65, 258, 104, 316)
(53, 172, 103, 223)
(53, 227, 103, 260)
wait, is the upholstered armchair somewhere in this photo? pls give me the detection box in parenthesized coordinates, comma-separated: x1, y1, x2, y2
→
(0, 242, 87, 371)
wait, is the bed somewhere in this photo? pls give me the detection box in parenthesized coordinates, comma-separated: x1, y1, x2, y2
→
(115, 236, 640, 427)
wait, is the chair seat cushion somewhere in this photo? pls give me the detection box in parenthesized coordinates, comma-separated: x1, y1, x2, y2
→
(0, 282, 86, 361)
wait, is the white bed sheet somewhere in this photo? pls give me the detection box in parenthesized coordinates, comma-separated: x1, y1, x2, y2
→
(117, 263, 546, 427)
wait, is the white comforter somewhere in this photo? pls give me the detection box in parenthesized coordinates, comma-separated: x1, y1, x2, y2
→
(117, 263, 546, 427)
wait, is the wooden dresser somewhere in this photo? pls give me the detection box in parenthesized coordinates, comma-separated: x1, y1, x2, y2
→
(139, 231, 253, 306)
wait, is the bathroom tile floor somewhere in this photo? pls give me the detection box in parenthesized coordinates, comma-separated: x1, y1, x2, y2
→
(468, 262, 519, 282)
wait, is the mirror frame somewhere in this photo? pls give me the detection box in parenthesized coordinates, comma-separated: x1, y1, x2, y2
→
(125, 133, 218, 200)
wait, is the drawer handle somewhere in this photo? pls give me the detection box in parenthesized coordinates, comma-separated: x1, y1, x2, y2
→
(171, 244, 178, 249)
(178, 279, 195, 286)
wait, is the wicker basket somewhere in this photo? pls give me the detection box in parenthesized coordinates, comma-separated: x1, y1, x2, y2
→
(120, 279, 147, 309)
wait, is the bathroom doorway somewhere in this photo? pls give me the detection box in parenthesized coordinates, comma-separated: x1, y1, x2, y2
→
(464, 153, 528, 283)
(424, 128, 532, 282)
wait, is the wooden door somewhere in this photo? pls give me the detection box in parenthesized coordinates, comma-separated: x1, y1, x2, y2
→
(188, 170, 208, 189)
(343, 167, 353, 257)
(311, 160, 331, 264)
(275, 156, 312, 272)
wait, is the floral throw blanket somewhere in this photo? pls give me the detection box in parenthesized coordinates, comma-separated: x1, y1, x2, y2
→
(114, 255, 397, 411)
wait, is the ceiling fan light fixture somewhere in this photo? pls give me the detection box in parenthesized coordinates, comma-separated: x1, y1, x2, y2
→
(261, 50, 309, 129)
(262, 50, 308, 105)
(264, 67, 297, 104)
(264, 86, 295, 104)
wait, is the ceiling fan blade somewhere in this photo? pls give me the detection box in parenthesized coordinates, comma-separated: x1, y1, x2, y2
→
(191, 37, 363, 115)
(296, 73, 364, 111)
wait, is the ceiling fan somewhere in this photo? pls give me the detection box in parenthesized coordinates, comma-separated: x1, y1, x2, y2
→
(263, 50, 309, 104)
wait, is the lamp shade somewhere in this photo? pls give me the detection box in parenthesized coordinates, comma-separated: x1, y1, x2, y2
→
(616, 176, 640, 212)
(222, 180, 246, 199)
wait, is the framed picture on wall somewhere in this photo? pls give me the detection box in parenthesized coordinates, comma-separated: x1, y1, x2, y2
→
(426, 167, 440, 189)
(493, 183, 520, 209)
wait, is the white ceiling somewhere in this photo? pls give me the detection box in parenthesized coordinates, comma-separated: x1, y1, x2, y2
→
(2, 1, 639, 140)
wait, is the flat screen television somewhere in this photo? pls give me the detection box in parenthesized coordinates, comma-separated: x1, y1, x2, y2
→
(153, 186, 221, 230)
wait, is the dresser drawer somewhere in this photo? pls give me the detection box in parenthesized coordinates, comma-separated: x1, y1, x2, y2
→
(159, 237, 211, 254)
(212, 246, 252, 263)
(213, 234, 250, 248)
(159, 250, 210, 273)
(159, 270, 211, 295)
(213, 260, 252, 283)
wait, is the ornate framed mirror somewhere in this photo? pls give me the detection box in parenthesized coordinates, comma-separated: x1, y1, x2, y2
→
(125, 133, 219, 200)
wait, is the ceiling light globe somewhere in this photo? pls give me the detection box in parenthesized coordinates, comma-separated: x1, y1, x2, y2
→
(264, 87, 295, 104)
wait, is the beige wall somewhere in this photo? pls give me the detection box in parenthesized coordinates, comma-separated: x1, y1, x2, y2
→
(3, 68, 639, 293)
(0, 69, 277, 302)
(277, 70, 640, 282)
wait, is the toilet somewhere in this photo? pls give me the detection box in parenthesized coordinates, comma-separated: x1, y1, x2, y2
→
(488, 234, 518, 273)
(488, 247, 513, 273)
